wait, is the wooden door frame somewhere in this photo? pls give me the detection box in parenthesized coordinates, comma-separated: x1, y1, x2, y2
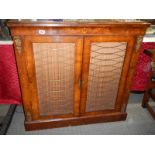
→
(22, 36, 83, 120)
(80, 35, 135, 115)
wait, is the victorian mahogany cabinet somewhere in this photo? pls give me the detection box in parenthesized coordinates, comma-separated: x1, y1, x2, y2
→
(8, 20, 149, 130)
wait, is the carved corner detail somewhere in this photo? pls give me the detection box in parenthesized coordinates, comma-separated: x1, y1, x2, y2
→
(135, 36, 143, 52)
(121, 104, 126, 112)
(26, 111, 32, 121)
(26, 101, 33, 121)
(13, 36, 22, 54)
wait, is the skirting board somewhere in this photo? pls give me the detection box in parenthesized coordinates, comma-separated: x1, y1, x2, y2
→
(25, 112, 127, 131)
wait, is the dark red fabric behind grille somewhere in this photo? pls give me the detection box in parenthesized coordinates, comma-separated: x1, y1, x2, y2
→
(0, 44, 21, 104)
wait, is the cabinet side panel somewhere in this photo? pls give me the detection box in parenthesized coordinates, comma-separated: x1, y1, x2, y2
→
(86, 42, 127, 112)
(33, 43, 75, 116)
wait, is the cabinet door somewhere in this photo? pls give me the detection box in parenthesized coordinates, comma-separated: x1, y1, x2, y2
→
(22, 36, 83, 120)
(80, 36, 135, 115)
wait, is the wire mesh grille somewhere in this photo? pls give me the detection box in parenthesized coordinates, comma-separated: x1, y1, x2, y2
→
(33, 43, 75, 116)
(86, 42, 127, 112)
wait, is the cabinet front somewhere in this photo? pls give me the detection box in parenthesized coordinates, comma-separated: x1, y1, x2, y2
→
(80, 36, 135, 115)
(22, 36, 83, 120)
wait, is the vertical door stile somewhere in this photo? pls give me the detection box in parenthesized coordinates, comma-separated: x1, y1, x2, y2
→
(73, 37, 83, 116)
(80, 37, 91, 115)
(23, 37, 40, 120)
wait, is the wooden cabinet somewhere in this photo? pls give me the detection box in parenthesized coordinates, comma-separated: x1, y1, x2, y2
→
(8, 20, 150, 130)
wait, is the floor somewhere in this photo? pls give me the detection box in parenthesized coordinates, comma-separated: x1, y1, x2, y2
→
(0, 104, 10, 124)
(6, 93, 155, 135)
(0, 104, 16, 134)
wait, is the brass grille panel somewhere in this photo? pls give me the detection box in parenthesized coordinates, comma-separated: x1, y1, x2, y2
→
(33, 43, 75, 116)
(86, 42, 127, 112)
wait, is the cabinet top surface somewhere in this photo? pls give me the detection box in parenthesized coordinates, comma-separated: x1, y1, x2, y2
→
(7, 19, 150, 28)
